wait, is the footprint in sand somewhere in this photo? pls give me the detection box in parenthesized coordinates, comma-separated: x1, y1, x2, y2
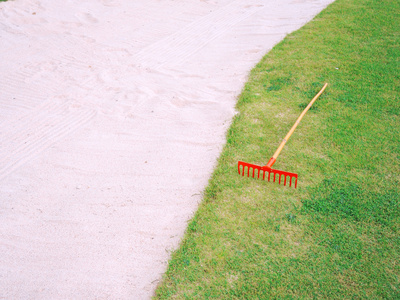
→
(75, 12, 99, 24)
(100, 0, 119, 7)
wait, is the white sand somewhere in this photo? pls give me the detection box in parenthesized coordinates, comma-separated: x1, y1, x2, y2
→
(0, 0, 334, 298)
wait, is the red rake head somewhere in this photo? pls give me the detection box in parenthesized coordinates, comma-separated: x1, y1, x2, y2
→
(238, 161, 298, 188)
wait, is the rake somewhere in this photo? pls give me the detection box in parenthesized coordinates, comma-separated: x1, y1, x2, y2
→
(238, 83, 328, 188)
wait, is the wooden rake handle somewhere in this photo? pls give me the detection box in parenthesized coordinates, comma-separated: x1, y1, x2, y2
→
(266, 83, 328, 168)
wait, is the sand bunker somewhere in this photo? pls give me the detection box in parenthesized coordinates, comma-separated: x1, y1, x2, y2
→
(0, 0, 334, 298)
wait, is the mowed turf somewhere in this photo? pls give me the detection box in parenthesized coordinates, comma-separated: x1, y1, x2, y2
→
(155, 0, 399, 298)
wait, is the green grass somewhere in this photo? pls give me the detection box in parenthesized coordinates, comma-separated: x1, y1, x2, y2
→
(155, 0, 399, 298)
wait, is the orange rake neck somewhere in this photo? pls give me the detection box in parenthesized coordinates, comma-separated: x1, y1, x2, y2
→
(265, 157, 276, 169)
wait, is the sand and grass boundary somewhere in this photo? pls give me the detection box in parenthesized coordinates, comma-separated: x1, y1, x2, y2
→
(155, 0, 400, 298)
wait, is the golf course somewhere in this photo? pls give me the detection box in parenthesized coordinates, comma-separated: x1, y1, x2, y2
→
(155, 0, 399, 298)
(0, 0, 398, 298)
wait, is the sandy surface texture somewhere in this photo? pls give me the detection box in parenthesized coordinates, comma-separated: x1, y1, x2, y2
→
(0, 0, 333, 298)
